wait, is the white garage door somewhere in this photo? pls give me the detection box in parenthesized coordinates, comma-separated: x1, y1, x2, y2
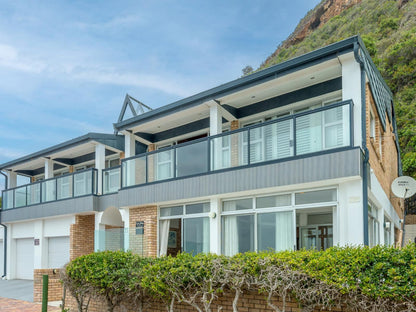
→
(0, 240, 4, 277)
(48, 236, 70, 268)
(16, 238, 34, 280)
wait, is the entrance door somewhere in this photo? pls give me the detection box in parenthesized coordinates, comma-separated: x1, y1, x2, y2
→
(300, 225, 333, 250)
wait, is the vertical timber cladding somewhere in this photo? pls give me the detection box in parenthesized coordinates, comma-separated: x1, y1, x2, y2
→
(69, 215, 95, 260)
(129, 206, 157, 257)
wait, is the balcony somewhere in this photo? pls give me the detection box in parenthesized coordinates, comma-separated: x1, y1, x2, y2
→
(2, 168, 97, 210)
(121, 100, 353, 189)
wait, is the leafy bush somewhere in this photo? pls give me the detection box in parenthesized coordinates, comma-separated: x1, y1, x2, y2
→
(62, 246, 416, 312)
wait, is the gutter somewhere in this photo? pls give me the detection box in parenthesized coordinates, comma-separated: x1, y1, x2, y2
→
(354, 42, 370, 246)
(0, 171, 7, 278)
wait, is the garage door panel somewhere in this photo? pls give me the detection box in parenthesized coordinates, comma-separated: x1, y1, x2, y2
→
(16, 238, 34, 280)
(48, 236, 70, 268)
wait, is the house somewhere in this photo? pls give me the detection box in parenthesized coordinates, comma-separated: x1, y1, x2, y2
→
(0, 36, 403, 282)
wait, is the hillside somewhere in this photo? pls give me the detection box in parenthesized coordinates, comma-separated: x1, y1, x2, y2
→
(258, 0, 416, 177)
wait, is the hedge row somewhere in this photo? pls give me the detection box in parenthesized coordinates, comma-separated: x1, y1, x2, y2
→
(62, 245, 416, 312)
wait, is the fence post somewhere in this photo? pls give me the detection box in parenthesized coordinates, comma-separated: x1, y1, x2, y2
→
(42, 274, 49, 312)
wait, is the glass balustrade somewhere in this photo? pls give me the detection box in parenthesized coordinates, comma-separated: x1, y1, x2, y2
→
(1, 101, 352, 209)
(1, 168, 97, 209)
(103, 166, 121, 194)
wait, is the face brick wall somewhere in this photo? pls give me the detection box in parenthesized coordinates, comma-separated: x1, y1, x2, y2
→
(69, 214, 95, 261)
(129, 206, 157, 257)
(33, 269, 62, 303)
(365, 83, 403, 220)
(64, 290, 346, 312)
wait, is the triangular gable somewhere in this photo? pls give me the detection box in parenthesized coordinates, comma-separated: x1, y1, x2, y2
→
(117, 94, 152, 123)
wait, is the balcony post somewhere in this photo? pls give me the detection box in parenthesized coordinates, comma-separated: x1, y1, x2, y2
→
(124, 132, 136, 186)
(6, 171, 17, 189)
(95, 144, 106, 195)
(209, 102, 222, 170)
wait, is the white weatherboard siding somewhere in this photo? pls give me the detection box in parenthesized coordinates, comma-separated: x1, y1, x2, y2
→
(16, 238, 34, 280)
(48, 236, 70, 269)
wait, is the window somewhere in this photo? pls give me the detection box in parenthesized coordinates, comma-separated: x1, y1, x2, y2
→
(370, 111, 376, 139)
(159, 202, 210, 256)
(368, 202, 380, 247)
(221, 189, 337, 256)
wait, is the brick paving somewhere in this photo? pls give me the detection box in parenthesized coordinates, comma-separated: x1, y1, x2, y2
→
(0, 297, 61, 312)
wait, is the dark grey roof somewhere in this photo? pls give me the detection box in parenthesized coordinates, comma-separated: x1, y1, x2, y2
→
(0, 133, 124, 170)
(114, 36, 366, 132)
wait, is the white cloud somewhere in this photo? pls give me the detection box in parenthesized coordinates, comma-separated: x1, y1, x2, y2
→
(0, 44, 46, 73)
(0, 147, 25, 160)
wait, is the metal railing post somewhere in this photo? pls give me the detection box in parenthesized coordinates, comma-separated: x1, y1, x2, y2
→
(41, 274, 49, 312)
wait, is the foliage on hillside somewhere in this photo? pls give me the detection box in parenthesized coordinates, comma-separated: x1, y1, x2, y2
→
(62, 247, 416, 312)
(259, 0, 416, 177)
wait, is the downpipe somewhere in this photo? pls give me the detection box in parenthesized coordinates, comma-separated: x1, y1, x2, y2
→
(0, 170, 7, 278)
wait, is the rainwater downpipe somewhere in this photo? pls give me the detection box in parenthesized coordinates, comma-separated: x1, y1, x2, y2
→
(354, 42, 369, 246)
(0, 170, 8, 278)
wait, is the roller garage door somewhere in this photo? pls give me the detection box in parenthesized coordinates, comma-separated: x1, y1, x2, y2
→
(0, 240, 3, 277)
(16, 238, 34, 280)
(48, 236, 70, 268)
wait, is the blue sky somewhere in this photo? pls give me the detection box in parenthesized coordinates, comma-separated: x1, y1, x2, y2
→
(0, 0, 320, 187)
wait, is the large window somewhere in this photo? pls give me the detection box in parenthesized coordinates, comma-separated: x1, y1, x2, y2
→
(159, 202, 210, 256)
(221, 189, 337, 256)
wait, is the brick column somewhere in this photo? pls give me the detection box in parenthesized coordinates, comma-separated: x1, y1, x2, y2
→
(129, 206, 158, 257)
(147, 144, 156, 182)
(230, 120, 240, 167)
(33, 269, 63, 303)
(70, 215, 95, 260)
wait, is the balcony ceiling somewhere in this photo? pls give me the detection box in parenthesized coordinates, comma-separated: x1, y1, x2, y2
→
(7, 142, 99, 173)
(130, 57, 342, 136)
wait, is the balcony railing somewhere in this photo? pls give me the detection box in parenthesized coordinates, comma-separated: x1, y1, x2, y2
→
(1, 168, 97, 210)
(121, 100, 353, 188)
(103, 166, 121, 194)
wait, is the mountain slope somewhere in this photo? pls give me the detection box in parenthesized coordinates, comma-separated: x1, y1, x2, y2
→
(259, 0, 416, 177)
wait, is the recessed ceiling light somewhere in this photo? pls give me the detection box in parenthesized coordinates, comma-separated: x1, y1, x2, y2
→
(310, 76, 315, 80)
(251, 95, 256, 99)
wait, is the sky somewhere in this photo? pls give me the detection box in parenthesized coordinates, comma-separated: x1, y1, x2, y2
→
(0, 0, 321, 189)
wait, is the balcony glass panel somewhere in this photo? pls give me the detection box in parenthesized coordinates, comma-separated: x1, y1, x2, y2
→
(3, 189, 14, 209)
(122, 156, 146, 187)
(15, 186, 27, 208)
(210, 131, 248, 170)
(42, 180, 56, 202)
(57, 175, 73, 200)
(296, 105, 349, 155)
(148, 150, 174, 182)
(27, 183, 41, 205)
(103, 167, 120, 194)
(176, 140, 208, 177)
(73, 170, 93, 197)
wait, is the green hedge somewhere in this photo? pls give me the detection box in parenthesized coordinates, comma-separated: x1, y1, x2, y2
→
(62, 245, 416, 312)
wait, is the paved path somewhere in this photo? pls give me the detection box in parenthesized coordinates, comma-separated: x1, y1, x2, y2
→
(0, 279, 33, 302)
(0, 297, 61, 311)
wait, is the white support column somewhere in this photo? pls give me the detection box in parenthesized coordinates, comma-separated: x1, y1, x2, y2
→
(6, 224, 13, 279)
(44, 159, 54, 179)
(124, 132, 136, 158)
(209, 197, 221, 254)
(95, 144, 106, 195)
(33, 220, 47, 269)
(338, 180, 365, 246)
(6, 171, 17, 189)
(120, 208, 130, 251)
(339, 54, 362, 148)
(209, 103, 222, 136)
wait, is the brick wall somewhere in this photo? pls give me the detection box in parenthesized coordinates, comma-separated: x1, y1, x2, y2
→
(129, 206, 157, 257)
(34, 269, 63, 303)
(65, 290, 346, 312)
(365, 83, 403, 220)
(69, 214, 95, 260)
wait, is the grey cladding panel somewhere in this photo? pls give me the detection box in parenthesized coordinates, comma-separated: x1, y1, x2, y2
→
(114, 148, 361, 209)
(1, 196, 97, 222)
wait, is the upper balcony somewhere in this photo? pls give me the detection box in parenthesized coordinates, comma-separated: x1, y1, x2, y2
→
(118, 99, 353, 191)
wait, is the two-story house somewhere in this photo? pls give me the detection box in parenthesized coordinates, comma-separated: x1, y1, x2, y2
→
(0, 36, 402, 281)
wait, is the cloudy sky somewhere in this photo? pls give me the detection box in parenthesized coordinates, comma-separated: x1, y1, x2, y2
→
(0, 0, 320, 187)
